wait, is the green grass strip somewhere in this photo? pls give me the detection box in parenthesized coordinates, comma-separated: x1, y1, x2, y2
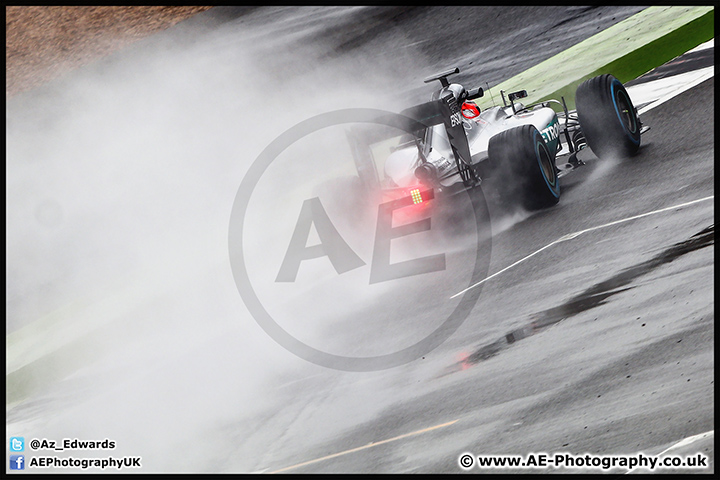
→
(474, 6, 714, 111)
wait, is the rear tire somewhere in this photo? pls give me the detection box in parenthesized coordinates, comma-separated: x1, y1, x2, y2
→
(488, 124, 560, 211)
(575, 74, 641, 159)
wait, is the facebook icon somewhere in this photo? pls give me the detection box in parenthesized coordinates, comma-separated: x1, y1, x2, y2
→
(10, 455, 25, 470)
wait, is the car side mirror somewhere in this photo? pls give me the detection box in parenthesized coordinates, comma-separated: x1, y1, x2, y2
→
(466, 87, 484, 100)
(508, 90, 527, 102)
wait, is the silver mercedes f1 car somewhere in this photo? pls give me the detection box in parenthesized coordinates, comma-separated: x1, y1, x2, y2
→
(350, 67, 649, 212)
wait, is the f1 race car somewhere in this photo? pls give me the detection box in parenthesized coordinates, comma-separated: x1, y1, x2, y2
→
(349, 67, 649, 212)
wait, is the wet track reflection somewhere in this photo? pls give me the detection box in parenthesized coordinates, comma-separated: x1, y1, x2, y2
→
(446, 224, 714, 374)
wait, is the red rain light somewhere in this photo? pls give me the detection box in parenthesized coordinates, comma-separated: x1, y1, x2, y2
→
(410, 188, 423, 204)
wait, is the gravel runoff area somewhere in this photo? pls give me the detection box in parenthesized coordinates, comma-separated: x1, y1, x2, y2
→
(6, 6, 212, 98)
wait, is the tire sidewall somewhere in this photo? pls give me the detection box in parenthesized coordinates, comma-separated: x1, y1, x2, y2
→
(576, 74, 641, 159)
(487, 124, 560, 210)
(610, 78, 640, 145)
(533, 127, 560, 199)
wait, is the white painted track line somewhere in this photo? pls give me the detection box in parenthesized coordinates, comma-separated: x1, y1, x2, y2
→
(265, 419, 459, 473)
(624, 430, 714, 473)
(657, 430, 714, 456)
(450, 196, 714, 299)
(636, 66, 714, 116)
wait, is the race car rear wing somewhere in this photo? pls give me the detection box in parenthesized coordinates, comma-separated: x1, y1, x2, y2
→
(400, 93, 479, 187)
(348, 82, 482, 190)
(424, 67, 460, 87)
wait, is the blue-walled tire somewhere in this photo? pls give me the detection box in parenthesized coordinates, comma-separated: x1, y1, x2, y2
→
(488, 124, 560, 211)
(575, 74, 641, 160)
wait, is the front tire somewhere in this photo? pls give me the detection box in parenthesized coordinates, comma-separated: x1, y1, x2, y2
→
(575, 74, 641, 159)
(488, 124, 560, 211)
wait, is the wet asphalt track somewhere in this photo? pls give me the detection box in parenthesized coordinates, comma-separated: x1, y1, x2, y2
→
(174, 6, 648, 104)
(237, 75, 714, 475)
(6, 6, 713, 474)
(217, 8, 713, 474)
